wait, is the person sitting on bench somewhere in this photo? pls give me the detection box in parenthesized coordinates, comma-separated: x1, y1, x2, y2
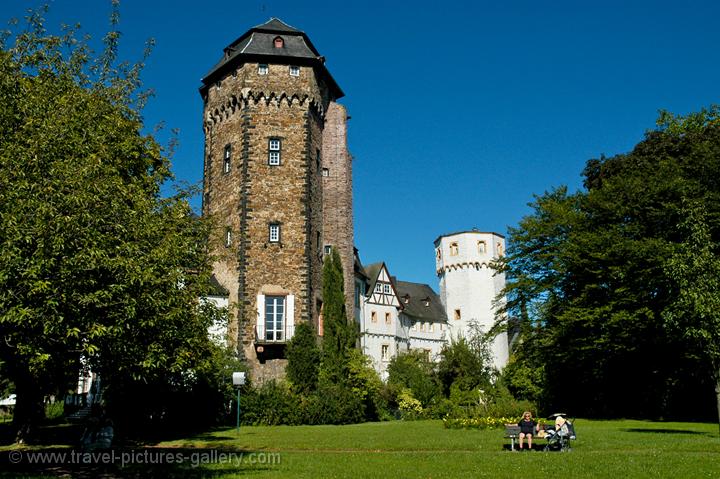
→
(518, 411, 537, 450)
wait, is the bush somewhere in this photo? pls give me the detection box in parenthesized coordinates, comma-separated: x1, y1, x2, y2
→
(241, 380, 301, 426)
(387, 350, 442, 408)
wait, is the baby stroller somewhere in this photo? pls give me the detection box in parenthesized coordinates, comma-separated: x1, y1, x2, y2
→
(543, 413, 576, 452)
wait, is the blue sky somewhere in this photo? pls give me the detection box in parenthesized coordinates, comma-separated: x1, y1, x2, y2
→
(4, 0, 720, 289)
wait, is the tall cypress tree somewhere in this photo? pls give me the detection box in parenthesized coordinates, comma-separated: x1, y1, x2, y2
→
(321, 248, 356, 376)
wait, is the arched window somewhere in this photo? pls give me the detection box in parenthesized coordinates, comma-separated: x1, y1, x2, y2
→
(273, 36, 284, 48)
(478, 241, 486, 254)
(450, 242, 459, 256)
(497, 242, 504, 256)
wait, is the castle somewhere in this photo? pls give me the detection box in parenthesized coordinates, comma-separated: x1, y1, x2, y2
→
(201, 19, 508, 380)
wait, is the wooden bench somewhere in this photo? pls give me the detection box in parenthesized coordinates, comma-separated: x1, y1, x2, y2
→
(504, 425, 521, 451)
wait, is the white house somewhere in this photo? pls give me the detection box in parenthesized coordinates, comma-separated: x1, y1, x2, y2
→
(354, 254, 448, 378)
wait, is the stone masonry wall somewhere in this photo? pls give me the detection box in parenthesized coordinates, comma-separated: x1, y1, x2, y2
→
(202, 62, 332, 381)
(322, 102, 355, 320)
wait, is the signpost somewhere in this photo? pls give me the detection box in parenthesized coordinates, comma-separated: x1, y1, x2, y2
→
(232, 372, 246, 434)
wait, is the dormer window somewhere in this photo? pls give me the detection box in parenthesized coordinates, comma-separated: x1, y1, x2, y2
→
(402, 294, 410, 304)
(273, 36, 284, 48)
(258, 64, 268, 75)
(423, 297, 430, 307)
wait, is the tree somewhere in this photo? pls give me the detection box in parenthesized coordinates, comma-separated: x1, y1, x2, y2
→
(663, 206, 720, 434)
(320, 247, 356, 376)
(0, 5, 217, 441)
(285, 321, 320, 394)
(499, 106, 720, 418)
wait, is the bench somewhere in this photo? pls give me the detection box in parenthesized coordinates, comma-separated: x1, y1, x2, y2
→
(504, 425, 521, 451)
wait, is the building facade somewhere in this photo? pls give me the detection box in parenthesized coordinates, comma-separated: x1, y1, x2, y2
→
(200, 18, 353, 380)
(356, 260, 447, 378)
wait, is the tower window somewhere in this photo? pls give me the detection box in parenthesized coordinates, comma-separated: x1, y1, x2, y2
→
(223, 144, 232, 174)
(273, 36, 284, 48)
(436, 248, 442, 260)
(265, 295, 285, 342)
(450, 242, 459, 256)
(497, 242, 504, 256)
(258, 64, 269, 75)
(225, 228, 232, 248)
(268, 138, 281, 166)
(381, 344, 389, 361)
(322, 168, 329, 177)
(316, 148, 321, 171)
(478, 241, 487, 254)
(324, 244, 332, 256)
(385, 312, 391, 324)
(454, 309, 461, 320)
(289, 65, 300, 76)
(371, 311, 377, 323)
(269, 223, 281, 243)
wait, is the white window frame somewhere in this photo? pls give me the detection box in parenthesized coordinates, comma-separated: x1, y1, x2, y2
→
(225, 228, 232, 248)
(269, 224, 280, 243)
(289, 65, 300, 76)
(258, 64, 268, 75)
(383, 284, 391, 294)
(375, 283, 382, 293)
(264, 295, 285, 342)
(268, 138, 281, 166)
(223, 144, 231, 174)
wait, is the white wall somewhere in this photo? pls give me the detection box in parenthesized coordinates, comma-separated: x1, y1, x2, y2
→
(435, 231, 509, 369)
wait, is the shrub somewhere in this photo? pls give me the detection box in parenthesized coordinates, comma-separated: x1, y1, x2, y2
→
(286, 322, 320, 394)
(240, 380, 301, 426)
(397, 388, 423, 419)
(387, 350, 442, 408)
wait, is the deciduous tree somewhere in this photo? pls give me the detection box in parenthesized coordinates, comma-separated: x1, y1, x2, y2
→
(0, 4, 216, 441)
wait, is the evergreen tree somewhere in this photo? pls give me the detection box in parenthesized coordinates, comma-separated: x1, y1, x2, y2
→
(286, 321, 320, 394)
(321, 247, 356, 377)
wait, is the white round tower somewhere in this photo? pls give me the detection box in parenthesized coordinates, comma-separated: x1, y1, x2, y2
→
(434, 230, 509, 370)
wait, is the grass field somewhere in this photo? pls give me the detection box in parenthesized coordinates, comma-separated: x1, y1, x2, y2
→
(1, 419, 719, 478)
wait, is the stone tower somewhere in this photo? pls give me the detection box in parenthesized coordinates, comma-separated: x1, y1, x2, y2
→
(434, 230, 509, 370)
(200, 18, 353, 380)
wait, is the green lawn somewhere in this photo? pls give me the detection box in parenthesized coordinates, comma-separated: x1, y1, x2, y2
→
(2, 419, 719, 478)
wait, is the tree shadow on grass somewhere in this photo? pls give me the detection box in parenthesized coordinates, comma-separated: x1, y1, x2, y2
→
(622, 428, 712, 436)
(0, 447, 278, 478)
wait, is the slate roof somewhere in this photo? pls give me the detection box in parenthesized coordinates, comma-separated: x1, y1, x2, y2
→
(395, 281, 447, 322)
(363, 262, 383, 296)
(200, 17, 343, 99)
(354, 249, 369, 280)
